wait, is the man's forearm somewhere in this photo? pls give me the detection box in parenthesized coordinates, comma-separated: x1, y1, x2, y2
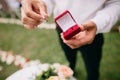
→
(91, 0, 120, 33)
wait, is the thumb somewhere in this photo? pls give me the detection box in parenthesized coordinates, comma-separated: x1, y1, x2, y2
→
(80, 21, 97, 31)
(79, 25, 86, 31)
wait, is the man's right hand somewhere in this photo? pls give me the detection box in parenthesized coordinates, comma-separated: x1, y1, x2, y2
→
(20, 0, 49, 29)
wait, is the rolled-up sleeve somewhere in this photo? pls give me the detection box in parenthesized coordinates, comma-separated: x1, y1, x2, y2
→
(91, 0, 120, 33)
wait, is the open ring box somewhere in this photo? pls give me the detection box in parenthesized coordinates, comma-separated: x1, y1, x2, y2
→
(55, 10, 81, 40)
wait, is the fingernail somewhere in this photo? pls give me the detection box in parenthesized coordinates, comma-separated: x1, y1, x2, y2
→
(42, 16, 45, 19)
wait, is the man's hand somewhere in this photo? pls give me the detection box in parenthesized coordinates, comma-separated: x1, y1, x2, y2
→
(61, 21, 97, 49)
(21, 0, 49, 29)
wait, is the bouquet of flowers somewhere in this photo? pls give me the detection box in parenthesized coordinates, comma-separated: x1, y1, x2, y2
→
(35, 63, 76, 80)
(0, 50, 76, 80)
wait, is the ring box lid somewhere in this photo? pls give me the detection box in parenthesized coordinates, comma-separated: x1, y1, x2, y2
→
(55, 10, 77, 32)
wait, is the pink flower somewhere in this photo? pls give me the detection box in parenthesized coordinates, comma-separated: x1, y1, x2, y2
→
(58, 65, 73, 78)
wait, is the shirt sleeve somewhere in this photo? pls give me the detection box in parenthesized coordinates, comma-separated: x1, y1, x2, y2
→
(42, 0, 55, 16)
(91, 0, 120, 33)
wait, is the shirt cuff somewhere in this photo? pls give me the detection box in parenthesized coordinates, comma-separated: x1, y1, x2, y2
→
(91, 12, 111, 34)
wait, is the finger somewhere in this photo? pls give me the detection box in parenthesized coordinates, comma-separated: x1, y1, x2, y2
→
(32, 1, 41, 14)
(61, 32, 90, 48)
(79, 24, 90, 31)
(39, 1, 49, 19)
(21, 8, 41, 28)
(64, 34, 93, 48)
(65, 44, 77, 49)
(60, 34, 77, 48)
(26, 9, 43, 22)
(72, 34, 94, 46)
(22, 3, 42, 22)
(60, 33, 76, 46)
(22, 16, 40, 27)
(32, 1, 49, 20)
(81, 21, 97, 31)
(62, 39, 81, 49)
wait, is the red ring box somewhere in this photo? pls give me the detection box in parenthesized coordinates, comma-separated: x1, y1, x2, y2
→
(55, 10, 81, 40)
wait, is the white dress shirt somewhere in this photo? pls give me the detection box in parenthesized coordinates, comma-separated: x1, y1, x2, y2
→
(43, 0, 120, 33)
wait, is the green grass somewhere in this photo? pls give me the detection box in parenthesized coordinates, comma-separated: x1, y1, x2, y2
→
(0, 23, 120, 80)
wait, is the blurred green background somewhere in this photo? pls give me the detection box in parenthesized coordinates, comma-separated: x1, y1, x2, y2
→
(0, 22, 120, 80)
